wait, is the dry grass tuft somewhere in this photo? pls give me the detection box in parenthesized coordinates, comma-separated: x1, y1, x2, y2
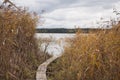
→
(0, 5, 50, 80)
(47, 23, 120, 80)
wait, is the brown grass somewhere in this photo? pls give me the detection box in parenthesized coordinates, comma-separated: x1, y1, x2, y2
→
(0, 6, 50, 80)
(47, 23, 120, 80)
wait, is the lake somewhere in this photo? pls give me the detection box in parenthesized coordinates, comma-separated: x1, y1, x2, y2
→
(35, 33, 75, 56)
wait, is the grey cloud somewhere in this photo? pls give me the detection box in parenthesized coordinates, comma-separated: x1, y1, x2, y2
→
(4, 0, 120, 28)
(72, 0, 119, 8)
(11, 0, 120, 13)
(35, 0, 80, 12)
(34, 0, 120, 14)
(46, 17, 65, 21)
(1, 0, 119, 13)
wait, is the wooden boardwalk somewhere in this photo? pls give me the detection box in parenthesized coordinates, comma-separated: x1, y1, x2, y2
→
(36, 56, 60, 80)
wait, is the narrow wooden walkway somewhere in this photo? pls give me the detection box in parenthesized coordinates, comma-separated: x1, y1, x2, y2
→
(36, 56, 60, 80)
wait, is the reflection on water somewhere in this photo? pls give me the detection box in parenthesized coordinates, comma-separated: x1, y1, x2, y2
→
(35, 33, 75, 40)
(35, 33, 75, 56)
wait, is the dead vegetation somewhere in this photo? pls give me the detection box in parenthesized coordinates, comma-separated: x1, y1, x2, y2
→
(47, 23, 120, 80)
(0, 2, 50, 80)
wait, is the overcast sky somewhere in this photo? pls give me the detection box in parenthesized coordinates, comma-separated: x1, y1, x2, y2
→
(1, 0, 120, 28)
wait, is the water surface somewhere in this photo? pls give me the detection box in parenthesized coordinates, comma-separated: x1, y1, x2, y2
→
(35, 33, 75, 56)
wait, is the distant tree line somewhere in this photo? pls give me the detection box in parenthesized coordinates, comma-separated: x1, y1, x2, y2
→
(36, 28, 104, 33)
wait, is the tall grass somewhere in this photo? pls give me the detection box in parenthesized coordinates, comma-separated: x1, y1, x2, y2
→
(0, 5, 50, 80)
(47, 23, 120, 80)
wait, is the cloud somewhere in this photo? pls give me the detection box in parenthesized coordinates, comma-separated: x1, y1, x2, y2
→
(12, 0, 119, 13)
(2, 0, 120, 28)
(41, 5, 119, 28)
